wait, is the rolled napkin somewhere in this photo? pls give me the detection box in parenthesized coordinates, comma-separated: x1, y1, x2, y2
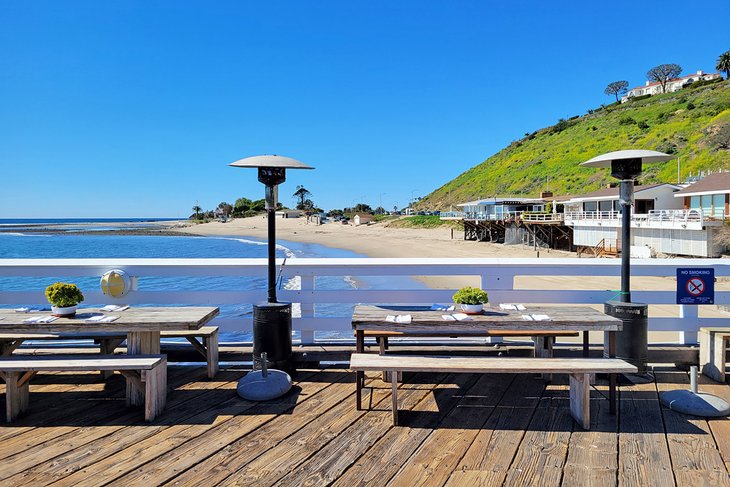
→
(23, 315, 59, 324)
(500, 304, 527, 311)
(385, 314, 412, 324)
(85, 315, 120, 323)
(442, 313, 472, 321)
(101, 305, 130, 312)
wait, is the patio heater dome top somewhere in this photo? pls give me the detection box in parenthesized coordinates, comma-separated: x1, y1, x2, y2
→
(579, 149, 672, 168)
(229, 155, 314, 170)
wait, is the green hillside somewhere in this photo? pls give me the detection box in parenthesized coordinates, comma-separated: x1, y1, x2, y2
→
(418, 80, 730, 209)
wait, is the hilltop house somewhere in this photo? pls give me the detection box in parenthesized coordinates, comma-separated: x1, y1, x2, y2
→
(621, 70, 722, 103)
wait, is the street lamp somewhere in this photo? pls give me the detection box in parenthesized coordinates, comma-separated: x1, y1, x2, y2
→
(230, 155, 314, 374)
(580, 150, 670, 377)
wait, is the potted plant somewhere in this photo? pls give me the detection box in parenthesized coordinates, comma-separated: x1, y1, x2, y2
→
(452, 286, 489, 314)
(45, 282, 84, 317)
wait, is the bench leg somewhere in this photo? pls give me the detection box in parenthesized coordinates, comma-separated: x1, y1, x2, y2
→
(204, 329, 219, 379)
(533, 336, 554, 381)
(4, 371, 29, 422)
(711, 335, 728, 383)
(569, 373, 590, 430)
(699, 329, 715, 380)
(143, 359, 167, 422)
(391, 372, 399, 426)
(99, 338, 125, 379)
(126, 331, 161, 407)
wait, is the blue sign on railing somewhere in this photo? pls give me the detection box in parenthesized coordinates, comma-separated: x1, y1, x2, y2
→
(676, 268, 715, 305)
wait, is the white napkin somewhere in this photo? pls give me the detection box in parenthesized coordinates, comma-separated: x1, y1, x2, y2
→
(531, 314, 551, 321)
(521, 314, 534, 321)
(442, 313, 472, 321)
(385, 314, 412, 324)
(23, 315, 59, 324)
(14, 307, 31, 313)
(431, 304, 455, 311)
(500, 304, 526, 311)
(85, 315, 119, 323)
(101, 305, 129, 312)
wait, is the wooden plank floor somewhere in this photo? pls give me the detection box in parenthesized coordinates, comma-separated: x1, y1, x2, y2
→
(1, 365, 729, 486)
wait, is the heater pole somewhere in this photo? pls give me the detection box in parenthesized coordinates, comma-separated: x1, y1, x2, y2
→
(265, 184, 278, 304)
(620, 179, 633, 303)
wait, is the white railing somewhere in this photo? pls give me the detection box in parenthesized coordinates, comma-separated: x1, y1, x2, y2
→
(521, 213, 564, 222)
(1, 258, 727, 345)
(565, 211, 621, 222)
(439, 211, 464, 219)
(463, 211, 524, 222)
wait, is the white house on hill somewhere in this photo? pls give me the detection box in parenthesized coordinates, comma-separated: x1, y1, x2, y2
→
(621, 70, 722, 103)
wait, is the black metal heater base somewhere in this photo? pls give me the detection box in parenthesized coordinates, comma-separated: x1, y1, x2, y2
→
(253, 302, 294, 373)
(603, 300, 649, 375)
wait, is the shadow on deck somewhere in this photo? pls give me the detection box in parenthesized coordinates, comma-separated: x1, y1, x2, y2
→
(1, 364, 729, 486)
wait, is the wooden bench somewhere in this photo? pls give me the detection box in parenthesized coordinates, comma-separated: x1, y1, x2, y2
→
(350, 353, 637, 429)
(0, 354, 167, 422)
(699, 327, 730, 382)
(0, 326, 219, 378)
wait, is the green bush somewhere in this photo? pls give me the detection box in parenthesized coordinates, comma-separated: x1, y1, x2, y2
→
(637, 120, 650, 130)
(452, 286, 489, 305)
(686, 101, 696, 110)
(45, 282, 84, 307)
(618, 116, 636, 125)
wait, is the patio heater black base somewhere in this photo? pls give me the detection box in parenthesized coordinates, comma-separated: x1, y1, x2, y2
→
(603, 300, 648, 374)
(253, 302, 294, 374)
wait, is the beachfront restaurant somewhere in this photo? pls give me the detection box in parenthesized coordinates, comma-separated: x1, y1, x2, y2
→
(459, 197, 545, 221)
(563, 183, 728, 257)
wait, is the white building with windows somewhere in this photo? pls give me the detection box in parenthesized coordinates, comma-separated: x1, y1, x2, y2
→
(621, 70, 722, 103)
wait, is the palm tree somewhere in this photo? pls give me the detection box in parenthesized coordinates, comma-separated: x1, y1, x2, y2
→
(717, 50, 730, 79)
(192, 205, 202, 220)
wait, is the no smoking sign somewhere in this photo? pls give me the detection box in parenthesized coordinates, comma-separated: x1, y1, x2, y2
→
(677, 268, 714, 305)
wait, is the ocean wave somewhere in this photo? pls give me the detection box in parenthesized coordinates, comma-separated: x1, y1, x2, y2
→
(221, 237, 298, 260)
(1, 232, 53, 237)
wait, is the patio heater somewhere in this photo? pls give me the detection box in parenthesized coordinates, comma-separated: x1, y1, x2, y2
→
(580, 150, 671, 377)
(230, 155, 314, 373)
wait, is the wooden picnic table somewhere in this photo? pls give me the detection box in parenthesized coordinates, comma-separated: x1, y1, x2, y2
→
(0, 306, 219, 406)
(352, 304, 624, 413)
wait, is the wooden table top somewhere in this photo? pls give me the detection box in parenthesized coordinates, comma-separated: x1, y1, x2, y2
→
(352, 305, 623, 333)
(0, 306, 220, 333)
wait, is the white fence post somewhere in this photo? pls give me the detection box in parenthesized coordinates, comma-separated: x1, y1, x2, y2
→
(678, 304, 699, 345)
(299, 274, 315, 345)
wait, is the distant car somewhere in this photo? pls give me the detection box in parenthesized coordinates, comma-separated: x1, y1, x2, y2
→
(433, 211, 441, 216)
(417, 211, 426, 216)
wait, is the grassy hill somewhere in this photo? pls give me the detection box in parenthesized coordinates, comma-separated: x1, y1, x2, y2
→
(417, 80, 730, 209)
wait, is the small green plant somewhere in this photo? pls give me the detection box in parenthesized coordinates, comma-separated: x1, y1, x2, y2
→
(45, 282, 84, 308)
(452, 286, 489, 305)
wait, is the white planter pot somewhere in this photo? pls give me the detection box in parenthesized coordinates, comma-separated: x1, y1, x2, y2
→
(51, 305, 77, 317)
(459, 303, 484, 314)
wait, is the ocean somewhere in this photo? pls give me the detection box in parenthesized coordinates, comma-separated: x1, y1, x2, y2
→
(0, 218, 424, 342)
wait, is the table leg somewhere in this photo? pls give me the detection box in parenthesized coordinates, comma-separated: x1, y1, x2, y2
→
(0, 339, 24, 357)
(356, 330, 364, 410)
(583, 331, 590, 358)
(608, 330, 616, 415)
(126, 331, 161, 407)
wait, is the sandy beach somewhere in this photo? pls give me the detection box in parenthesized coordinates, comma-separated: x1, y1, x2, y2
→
(172, 216, 729, 343)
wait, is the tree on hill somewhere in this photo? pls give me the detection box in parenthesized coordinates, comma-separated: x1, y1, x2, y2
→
(293, 185, 312, 210)
(717, 50, 730, 79)
(353, 203, 373, 214)
(604, 80, 629, 102)
(647, 63, 682, 93)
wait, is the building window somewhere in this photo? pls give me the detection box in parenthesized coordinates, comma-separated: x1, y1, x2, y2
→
(690, 196, 700, 209)
(713, 194, 725, 217)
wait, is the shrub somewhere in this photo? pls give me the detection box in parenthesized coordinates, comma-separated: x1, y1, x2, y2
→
(656, 140, 678, 154)
(452, 286, 489, 305)
(686, 101, 696, 110)
(637, 120, 650, 130)
(619, 116, 636, 125)
(45, 282, 84, 307)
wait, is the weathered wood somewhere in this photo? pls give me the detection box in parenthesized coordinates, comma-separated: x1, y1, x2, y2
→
(4, 371, 29, 422)
(569, 373, 590, 430)
(352, 304, 623, 333)
(655, 371, 730, 486)
(350, 353, 637, 375)
(700, 328, 730, 382)
(361, 329, 580, 337)
(0, 354, 163, 371)
(618, 376, 675, 487)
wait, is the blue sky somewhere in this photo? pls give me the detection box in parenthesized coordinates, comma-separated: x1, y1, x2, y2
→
(1, 1, 728, 218)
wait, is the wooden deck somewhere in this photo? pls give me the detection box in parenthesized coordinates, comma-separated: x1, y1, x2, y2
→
(1, 363, 729, 486)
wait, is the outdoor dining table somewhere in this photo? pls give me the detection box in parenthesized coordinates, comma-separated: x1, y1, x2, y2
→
(0, 306, 219, 406)
(351, 304, 624, 412)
